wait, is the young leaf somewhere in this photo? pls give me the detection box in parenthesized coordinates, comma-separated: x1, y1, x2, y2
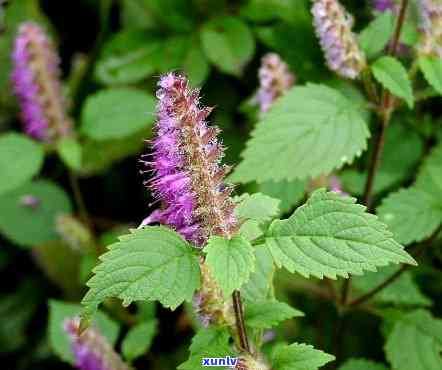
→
(271, 343, 335, 370)
(0, 133, 44, 195)
(82, 226, 200, 319)
(419, 56, 442, 95)
(339, 358, 389, 370)
(0, 180, 72, 248)
(245, 299, 303, 329)
(81, 88, 155, 140)
(264, 190, 416, 280)
(372, 56, 414, 108)
(122, 321, 157, 362)
(385, 310, 442, 370)
(230, 84, 369, 183)
(377, 188, 442, 245)
(359, 11, 394, 58)
(57, 137, 83, 172)
(204, 235, 255, 296)
(258, 179, 307, 213)
(49, 300, 120, 364)
(200, 16, 255, 76)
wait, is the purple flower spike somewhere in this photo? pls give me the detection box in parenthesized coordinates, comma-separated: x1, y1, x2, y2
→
(312, 0, 366, 79)
(418, 0, 442, 57)
(11, 22, 71, 142)
(140, 73, 238, 247)
(64, 318, 129, 370)
(256, 53, 295, 113)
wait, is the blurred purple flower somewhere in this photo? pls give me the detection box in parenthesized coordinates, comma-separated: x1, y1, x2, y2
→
(11, 22, 71, 142)
(418, 0, 442, 57)
(140, 73, 238, 246)
(373, 0, 395, 12)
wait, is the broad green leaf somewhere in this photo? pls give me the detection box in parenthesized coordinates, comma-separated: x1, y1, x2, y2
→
(359, 11, 394, 58)
(419, 56, 442, 95)
(122, 321, 157, 361)
(415, 144, 442, 198)
(81, 88, 155, 140)
(181, 38, 210, 85)
(200, 16, 255, 76)
(242, 246, 275, 302)
(0, 133, 44, 195)
(259, 179, 307, 213)
(377, 188, 442, 245)
(385, 310, 442, 370)
(245, 299, 303, 329)
(271, 343, 335, 370)
(49, 300, 120, 364)
(120, 0, 157, 29)
(339, 358, 389, 370)
(230, 84, 369, 183)
(0, 180, 72, 247)
(95, 30, 160, 85)
(57, 137, 82, 172)
(82, 226, 200, 318)
(372, 56, 414, 108)
(352, 265, 431, 306)
(264, 190, 416, 279)
(204, 235, 255, 296)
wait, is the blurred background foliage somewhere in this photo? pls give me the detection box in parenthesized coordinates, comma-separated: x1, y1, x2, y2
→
(0, 1, 441, 370)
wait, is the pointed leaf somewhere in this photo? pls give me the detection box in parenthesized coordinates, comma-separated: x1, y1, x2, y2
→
(419, 56, 442, 95)
(271, 343, 335, 370)
(245, 299, 303, 329)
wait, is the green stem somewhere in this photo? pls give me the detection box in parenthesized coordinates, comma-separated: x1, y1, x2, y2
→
(232, 290, 251, 354)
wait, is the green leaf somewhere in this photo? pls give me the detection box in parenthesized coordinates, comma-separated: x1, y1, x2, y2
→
(419, 56, 442, 95)
(181, 38, 210, 85)
(122, 321, 157, 361)
(359, 11, 394, 58)
(258, 179, 307, 213)
(204, 235, 255, 296)
(264, 190, 416, 280)
(0, 180, 72, 247)
(271, 343, 335, 370)
(339, 358, 389, 370)
(230, 84, 369, 183)
(385, 310, 442, 370)
(352, 265, 431, 306)
(242, 246, 275, 302)
(245, 299, 303, 329)
(81, 88, 155, 140)
(372, 56, 414, 108)
(82, 226, 200, 318)
(377, 188, 442, 245)
(57, 137, 82, 172)
(0, 133, 44, 195)
(120, 0, 157, 29)
(415, 144, 442, 198)
(94, 30, 160, 85)
(200, 16, 255, 76)
(49, 300, 120, 364)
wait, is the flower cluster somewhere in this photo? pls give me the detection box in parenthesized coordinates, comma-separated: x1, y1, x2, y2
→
(64, 318, 128, 370)
(140, 73, 238, 246)
(256, 53, 295, 113)
(311, 0, 366, 79)
(418, 0, 442, 57)
(12, 22, 71, 142)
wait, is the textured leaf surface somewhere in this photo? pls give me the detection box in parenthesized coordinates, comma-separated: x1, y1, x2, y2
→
(352, 265, 431, 306)
(49, 300, 120, 364)
(264, 190, 416, 279)
(372, 56, 414, 108)
(82, 227, 200, 317)
(204, 236, 255, 296)
(0, 180, 72, 247)
(339, 358, 389, 370)
(0, 133, 44, 195)
(81, 88, 155, 140)
(200, 16, 255, 76)
(272, 343, 335, 370)
(231, 84, 369, 183)
(419, 56, 442, 95)
(122, 321, 157, 361)
(377, 188, 442, 245)
(245, 299, 303, 328)
(359, 11, 394, 58)
(385, 310, 442, 370)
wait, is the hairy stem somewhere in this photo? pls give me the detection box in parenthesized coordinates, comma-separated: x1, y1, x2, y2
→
(232, 290, 251, 353)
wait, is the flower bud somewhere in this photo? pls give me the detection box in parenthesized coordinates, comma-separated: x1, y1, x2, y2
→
(12, 22, 71, 142)
(311, 0, 366, 79)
